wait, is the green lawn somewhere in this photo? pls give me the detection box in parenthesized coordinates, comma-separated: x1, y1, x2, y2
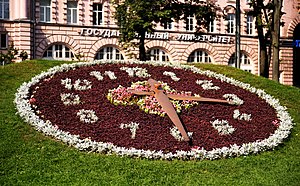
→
(1, 60, 299, 185)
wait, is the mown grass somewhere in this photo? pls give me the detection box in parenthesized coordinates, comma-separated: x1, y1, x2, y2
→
(1, 60, 299, 185)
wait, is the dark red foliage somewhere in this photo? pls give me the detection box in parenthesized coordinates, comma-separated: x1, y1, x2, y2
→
(30, 63, 278, 153)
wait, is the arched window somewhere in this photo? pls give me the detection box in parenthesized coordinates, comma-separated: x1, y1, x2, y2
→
(187, 50, 212, 63)
(95, 47, 124, 60)
(43, 44, 74, 59)
(229, 53, 252, 73)
(147, 48, 169, 62)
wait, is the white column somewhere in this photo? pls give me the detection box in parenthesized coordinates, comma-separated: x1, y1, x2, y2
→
(19, 0, 28, 19)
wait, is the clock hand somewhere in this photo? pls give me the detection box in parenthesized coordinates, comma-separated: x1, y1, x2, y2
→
(128, 89, 154, 96)
(154, 88, 191, 142)
(167, 94, 229, 104)
(147, 79, 229, 104)
(147, 79, 190, 142)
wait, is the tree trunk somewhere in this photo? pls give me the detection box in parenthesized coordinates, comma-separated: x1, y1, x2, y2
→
(139, 31, 147, 61)
(256, 13, 269, 78)
(260, 43, 269, 78)
(271, 0, 282, 82)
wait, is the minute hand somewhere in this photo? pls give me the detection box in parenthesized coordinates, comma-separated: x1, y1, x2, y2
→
(167, 94, 229, 104)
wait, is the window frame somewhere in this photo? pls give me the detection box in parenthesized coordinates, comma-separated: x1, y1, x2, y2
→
(163, 21, 173, 30)
(187, 50, 212, 63)
(227, 13, 235, 34)
(147, 48, 170, 62)
(246, 15, 254, 35)
(43, 44, 74, 59)
(40, 0, 51, 22)
(67, 1, 78, 24)
(186, 15, 194, 32)
(95, 46, 124, 60)
(93, 3, 103, 26)
(228, 53, 253, 73)
(0, 0, 9, 19)
(208, 19, 216, 33)
(0, 33, 8, 49)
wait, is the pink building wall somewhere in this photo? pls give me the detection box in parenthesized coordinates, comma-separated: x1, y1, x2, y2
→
(0, 0, 299, 86)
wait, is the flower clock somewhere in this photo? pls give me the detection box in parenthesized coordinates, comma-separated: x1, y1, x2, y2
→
(15, 60, 294, 160)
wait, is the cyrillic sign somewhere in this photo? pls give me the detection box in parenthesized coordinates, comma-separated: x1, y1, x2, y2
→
(79, 28, 232, 44)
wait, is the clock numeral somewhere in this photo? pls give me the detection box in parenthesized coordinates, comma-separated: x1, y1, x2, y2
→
(120, 122, 139, 139)
(120, 67, 151, 78)
(210, 119, 235, 135)
(223, 94, 244, 105)
(163, 71, 180, 81)
(60, 93, 81, 106)
(196, 79, 220, 90)
(61, 78, 92, 90)
(90, 71, 117, 81)
(76, 109, 98, 124)
(233, 109, 252, 121)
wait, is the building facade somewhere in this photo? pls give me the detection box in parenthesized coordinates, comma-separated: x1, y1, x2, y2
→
(1, 0, 300, 86)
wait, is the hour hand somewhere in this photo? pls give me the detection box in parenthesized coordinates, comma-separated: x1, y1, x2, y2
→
(167, 94, 229, 104)
(128, 89, 154, 96)
(155, 91, 190, 142)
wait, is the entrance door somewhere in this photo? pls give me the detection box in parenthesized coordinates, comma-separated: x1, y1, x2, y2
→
(293, 24, 300, 87)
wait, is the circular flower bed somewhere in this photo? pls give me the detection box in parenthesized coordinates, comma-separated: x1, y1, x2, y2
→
(14, 60, 294, 160)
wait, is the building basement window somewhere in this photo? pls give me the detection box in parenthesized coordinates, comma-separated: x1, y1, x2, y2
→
(95, 47, 124, 60)
(43, 45, 74, 59)
(188, 50, 212, 63)
(147, 48, 169, 62)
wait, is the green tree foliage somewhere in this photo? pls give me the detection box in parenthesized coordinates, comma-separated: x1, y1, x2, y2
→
(248, 0, 284, 81)
(0, 43, 19, 65)
(113, 0, 216, 61)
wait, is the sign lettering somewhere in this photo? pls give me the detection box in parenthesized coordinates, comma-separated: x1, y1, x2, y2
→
(79, 28, 232, 43)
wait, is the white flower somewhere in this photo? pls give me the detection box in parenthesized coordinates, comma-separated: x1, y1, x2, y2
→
(233, 109, 240, 119)
(163, 71, 180, 81)
(233, 109, 252, 121)
(104, 71, 117, 80)
(170, 126, 193, 141)
(61, 78, 92, 90)
(90, 71, 104, 81)
(60, 93, 81, 105)
(223, 94, 244, 105)
(76, 109, 98, 123)
(196, 79, 220, 90)
(61, 78, 72, 90)
(120, 122, 139, 139)
(210, 119, 235, 135)
(120, 67, 151, 78)
(73, 79, 92, 90)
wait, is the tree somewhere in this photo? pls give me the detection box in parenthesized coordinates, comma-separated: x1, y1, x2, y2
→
(113, 0, 216, 61)
(248, 0, 284, 81)
(271, 0, 283, 81)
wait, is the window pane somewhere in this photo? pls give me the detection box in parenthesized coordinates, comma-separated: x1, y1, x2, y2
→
(40, 7, 45, 21)
(73, 9, 77, 23)
(67, 9, 71, 23)
(46, 7, 51, 22)
(67, 1, 76, 8)
(0, 4, 2, 18)
(1, 33, 7, 48)
(4, 1, 9, 18)
(40, 0, 50, 6)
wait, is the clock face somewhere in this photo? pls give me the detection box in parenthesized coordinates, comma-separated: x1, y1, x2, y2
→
(15, 61, 293, 160)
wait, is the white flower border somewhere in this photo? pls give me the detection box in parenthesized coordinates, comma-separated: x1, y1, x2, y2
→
(14, 60, 294, 160)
